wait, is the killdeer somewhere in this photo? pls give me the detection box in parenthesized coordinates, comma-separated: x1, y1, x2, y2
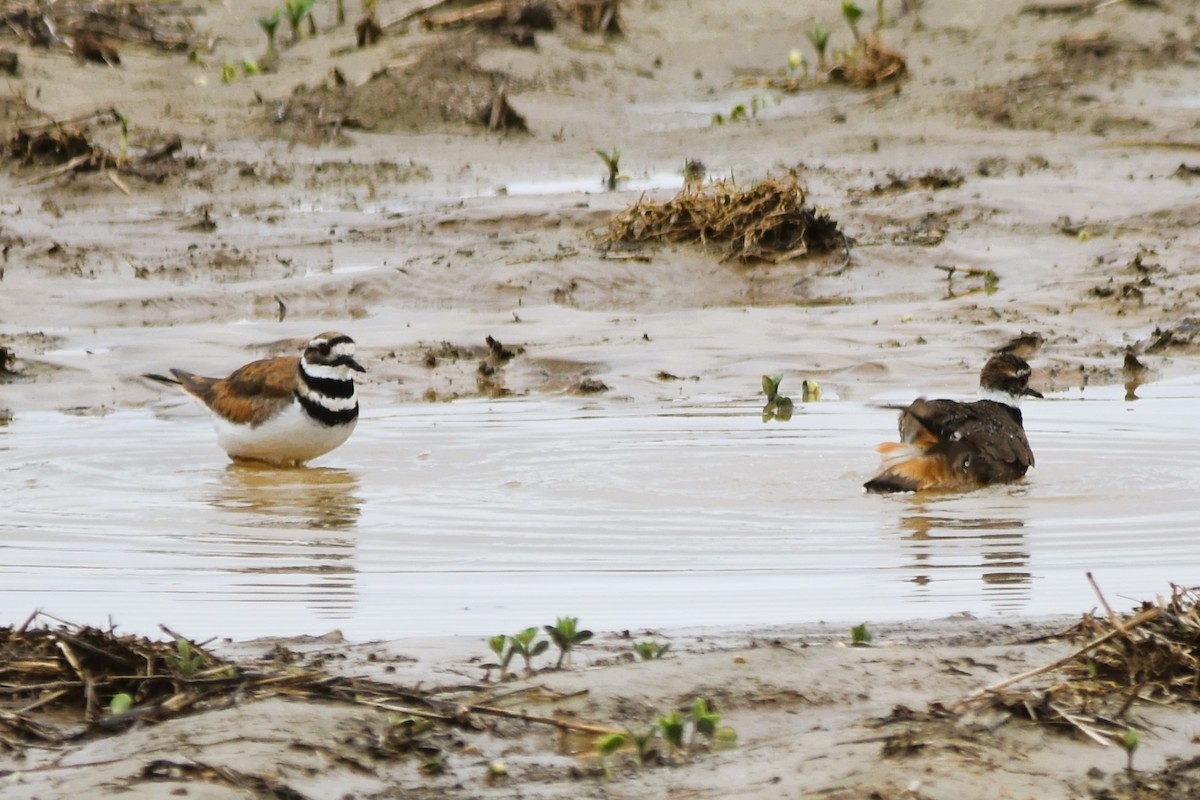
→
(864, 353, 1041, 493)
(160, 331, 365, 466)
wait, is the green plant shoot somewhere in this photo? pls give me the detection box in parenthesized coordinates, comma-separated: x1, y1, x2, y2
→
(544, 616, 593, 669)
(842, 1, 864, 40)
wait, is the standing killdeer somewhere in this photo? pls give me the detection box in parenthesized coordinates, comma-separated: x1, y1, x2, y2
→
(864, 353, 1041, 493)
(161, 331, 365, 466)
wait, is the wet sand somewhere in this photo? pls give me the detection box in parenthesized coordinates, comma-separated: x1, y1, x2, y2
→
(3, 0, 1200, 796)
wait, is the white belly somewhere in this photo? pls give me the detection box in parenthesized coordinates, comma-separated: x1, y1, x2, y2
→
(211, 401, 357, 465)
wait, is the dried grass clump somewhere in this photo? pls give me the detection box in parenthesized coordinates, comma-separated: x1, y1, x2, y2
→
(830, 34, 907, 88)
(959, 584, 1200, 745)
(599, 176, 847, 264)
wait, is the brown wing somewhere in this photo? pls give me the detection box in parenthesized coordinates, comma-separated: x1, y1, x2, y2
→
(170, 356, 298, 426)
(905, 398, 1034, 481)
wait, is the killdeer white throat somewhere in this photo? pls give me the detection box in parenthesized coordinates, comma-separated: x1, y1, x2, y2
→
(162, 331, 365, 466)
(864, 353, 1041, 493)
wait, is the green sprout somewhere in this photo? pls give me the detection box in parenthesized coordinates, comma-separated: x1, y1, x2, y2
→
(242, 58, 259, 75)
(842, 1, 864, 41)
(482, 633, 516, 680)
(762, 374, 794, 422)
(220, 61, 237, 83)
(690, 697, 720, 739)
(633, 640, 670, 661)
(165, 637, 205, 677)
(284, 0, 316, 44)
(109, 692, 134, 714)
(544, 616, 593, 670)
(1121, 727, 1140, 774)
(690, 697, 737, 745)
(656, 708, 686, 755)
(509, 626, 549, 674)
(596, 146, 623, 191)
(625, 725, 657, 764)
(258, 9, 282, 62)
(806, 23, 831, 70)
(851, 622, 873, 647)
(876, 0, 887, 29)
(802, 379, 821, 402)
(596, 732, 626, 777)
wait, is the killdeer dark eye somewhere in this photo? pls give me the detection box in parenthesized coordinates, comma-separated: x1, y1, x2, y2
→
(317, 342, 331, 356)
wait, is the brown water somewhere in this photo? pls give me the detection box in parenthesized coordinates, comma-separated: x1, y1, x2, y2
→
(3, 382, 1198, 640)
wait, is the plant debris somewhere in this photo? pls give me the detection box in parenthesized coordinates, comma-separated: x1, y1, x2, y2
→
(829, 34, 907, 88)
(598, 176, 847, 264)
(4, 108, 184, 184)
(1, 0, 199, 53)
(0, 612, 615, 754)
(957, 584, 1200, 746)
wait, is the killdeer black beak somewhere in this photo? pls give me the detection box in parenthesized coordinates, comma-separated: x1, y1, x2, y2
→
(1023, 386, 1043, 399)
(340, 356, 366, 373)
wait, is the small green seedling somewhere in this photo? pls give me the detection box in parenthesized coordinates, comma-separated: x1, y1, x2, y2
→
(1121, 727, 1140, 774)
(787, 47, 804, 72)
(875, 0, 887, 29)
(690, 697, 737, 745)
(806, 23, 831, 70)
(509, 626, 549, 674)
(482, 633, 516, 680)
(842, 1, 864, 40)
(258, 9, 282, 62)
(625, 725, 657, 764)
(802, 379, 821, 402)
(284, 0, 316, 43)
(762, 374, 794, 422)
(656, 708, 686, 755)
(166, 637, 205, 677)
(633, 640, 670, 660)
(596, 731, 626, 777)
(690, 697, 720, 739)
(109, 692, 134, 714)
(851, 622, 872, 647)
(544, 616, 593, 669)
(242, 58, 259, 75)
(221, 62, 238, 83)
(596, 146, 623, 191)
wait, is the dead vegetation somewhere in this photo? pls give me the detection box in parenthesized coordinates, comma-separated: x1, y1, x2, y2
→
(0, 0, 199, 55)
(829, 33, 907, 88)
(598, 176, 848, 264)
(956, 584, 1200, 748)
(3, 106, 183, 186)
(0, 612, 620, 766)
(388, 0, 621, 39)
(746, 33, 907, 93)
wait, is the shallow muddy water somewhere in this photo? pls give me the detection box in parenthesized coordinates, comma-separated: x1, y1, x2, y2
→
(3, 381, 1198, 641)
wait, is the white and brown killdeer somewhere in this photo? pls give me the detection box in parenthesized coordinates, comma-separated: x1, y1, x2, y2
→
(864, 353, 1041, 493)
(160, 331, 365, 466)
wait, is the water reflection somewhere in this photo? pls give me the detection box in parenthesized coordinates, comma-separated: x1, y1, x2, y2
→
(204, 464, 363, 619)
(897, 505, 1031, 613)
(212, 463, 363, 530)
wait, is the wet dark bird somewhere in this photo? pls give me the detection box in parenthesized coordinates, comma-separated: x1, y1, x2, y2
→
(864, 354, 1041, 493)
